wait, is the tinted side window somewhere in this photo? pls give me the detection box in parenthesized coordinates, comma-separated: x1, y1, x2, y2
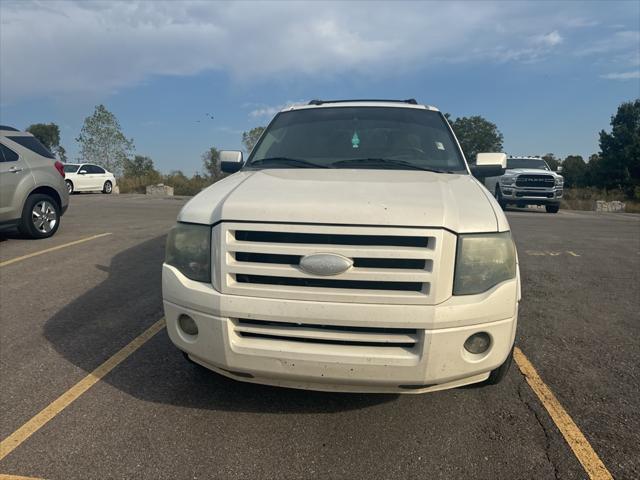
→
(6, 136, 55, 159)
(0, 144, 19, 162)
(84, 165, 103, 174)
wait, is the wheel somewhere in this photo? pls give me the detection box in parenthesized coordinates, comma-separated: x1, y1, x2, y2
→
(102, 180, 112, 194)
(65, 180, 74, 194)
(484, 347, 514, 385)
(18, 194, 61, 239)
(545, 205, 559, 214)
(495, 186, 507, 210)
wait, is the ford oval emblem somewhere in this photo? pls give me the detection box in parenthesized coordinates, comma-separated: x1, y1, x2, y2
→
(299, 253, 353, 276)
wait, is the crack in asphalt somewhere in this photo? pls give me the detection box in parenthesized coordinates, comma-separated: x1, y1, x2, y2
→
(516, 379, 561, 480)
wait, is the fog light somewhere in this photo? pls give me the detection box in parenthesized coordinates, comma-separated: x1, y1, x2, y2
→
(464, 332, 491, 354)
(178, 314, 198, 336)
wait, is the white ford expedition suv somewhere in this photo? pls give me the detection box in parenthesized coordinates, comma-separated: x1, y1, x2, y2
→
(162, 99, 520, 393)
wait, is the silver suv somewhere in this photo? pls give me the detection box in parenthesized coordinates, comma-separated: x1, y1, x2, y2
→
(0, 126, 69, 238)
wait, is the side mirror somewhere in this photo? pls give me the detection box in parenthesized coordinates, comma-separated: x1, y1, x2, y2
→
(220, 151, 244, 173)
(79, 170, 87, 175)
(556, 166, 563, 173)
(471, 153, 507, 178)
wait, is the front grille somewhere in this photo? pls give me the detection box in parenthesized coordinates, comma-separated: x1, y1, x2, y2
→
(234, 318, 419, 349)
(515, 174, 555, 188)
(218, 222, 451, 305)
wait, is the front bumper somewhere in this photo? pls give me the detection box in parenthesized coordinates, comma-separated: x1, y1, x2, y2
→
(500, 185, 562, 204)
(163, 264, 519, 393)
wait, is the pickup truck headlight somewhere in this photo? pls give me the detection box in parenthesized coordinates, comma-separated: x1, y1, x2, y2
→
(453, 232, 516, 295)
(500, 176, 515, 186)
(555, 176, 564, 186)
(165, 223, 211, 282)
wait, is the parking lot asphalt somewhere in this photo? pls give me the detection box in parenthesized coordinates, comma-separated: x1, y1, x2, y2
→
(0, 195, 638, 480)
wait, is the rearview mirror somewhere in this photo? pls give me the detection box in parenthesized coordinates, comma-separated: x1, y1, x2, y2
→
(79, 170, 87, 175)
(220, 151, 244, 173)
(471, 153, 507, 178)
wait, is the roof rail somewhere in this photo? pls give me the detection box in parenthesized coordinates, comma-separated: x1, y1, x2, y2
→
(0, 125, 20, 132)
(308, 99, 418, 106)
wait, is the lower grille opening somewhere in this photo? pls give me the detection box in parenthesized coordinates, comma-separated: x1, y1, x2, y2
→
(516, 191, 553, 198)
(237, 331, 416, 348)
(235, 274, 424, 292)
(238, 319, 417, 335)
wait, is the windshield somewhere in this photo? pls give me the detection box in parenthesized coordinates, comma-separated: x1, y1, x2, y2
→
(63, 164, 80, 173)
(506, 158, 550, 170)
(247, 107, 467, 172)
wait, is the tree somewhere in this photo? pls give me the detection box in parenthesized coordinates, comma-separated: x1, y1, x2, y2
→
(448, 116, 503, 163)
(561, 155, 587, 188)
(598, 99, 640, 192)
(76, 105, 134, 176)
(241, 126, 265, 153)
(26, 123, 69, 161)
(56, 145, 68, 162)
(541, 153, 561, 171)
(202, 147, 224, 181)
(26, 123, 60, 150)
(164, 170, 210, 196)
(585, 153, 602, 186)
(123, 155, 158, 178)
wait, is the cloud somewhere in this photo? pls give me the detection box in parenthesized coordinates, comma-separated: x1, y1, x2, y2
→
(565, 17, 599, 28)
(576, 30, 640, 56)
(600, 71, 640, 80)
(249, 100, 307, 118)
(0, 1, 637, 102)
(533, 31, 563, 47)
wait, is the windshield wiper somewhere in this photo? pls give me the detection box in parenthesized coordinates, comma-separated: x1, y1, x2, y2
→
(331, 158, 455, 173)
(248, 157, 329, 169)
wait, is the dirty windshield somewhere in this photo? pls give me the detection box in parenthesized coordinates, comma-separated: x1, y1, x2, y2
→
(248, 107, 467, 173)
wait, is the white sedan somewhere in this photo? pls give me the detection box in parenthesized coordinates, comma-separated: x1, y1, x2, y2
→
(63, 163, 116, 194)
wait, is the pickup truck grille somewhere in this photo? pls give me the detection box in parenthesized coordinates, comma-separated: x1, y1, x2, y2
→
(217, 222, 452, 305)
(515, 174, 555, 188)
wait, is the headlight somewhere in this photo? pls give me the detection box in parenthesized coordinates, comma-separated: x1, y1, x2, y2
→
(555, 176, 564, 186)
(453, 232, 516, 295)
(500, 176, 515, 185)
(165, 223, 211, 282)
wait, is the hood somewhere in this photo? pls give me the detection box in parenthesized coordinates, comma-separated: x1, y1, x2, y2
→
(505, 168, 561, 177)
(178, 169, 508, 233)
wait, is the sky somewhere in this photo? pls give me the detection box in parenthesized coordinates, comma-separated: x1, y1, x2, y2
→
(1, 0, 639, 175)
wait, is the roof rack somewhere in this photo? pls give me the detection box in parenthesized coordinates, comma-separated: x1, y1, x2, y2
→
(308, 99, 418, 106)
(0, 125, 20, 132)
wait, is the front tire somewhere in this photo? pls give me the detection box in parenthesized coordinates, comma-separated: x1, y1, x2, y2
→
(18, 193, 61, 239)
(65, 180, 74, 194)
(484, 347, 514, 385)
(102, 181, 113, 194)
(495, 186, 507, 210)
(545, 204, 559, 214)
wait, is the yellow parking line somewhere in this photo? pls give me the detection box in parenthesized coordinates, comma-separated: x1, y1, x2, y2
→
(0, 474, 45, 480)
(0, 319, 165, 461)
(514, 347, 613, 480)
(0, 233, 113, 268)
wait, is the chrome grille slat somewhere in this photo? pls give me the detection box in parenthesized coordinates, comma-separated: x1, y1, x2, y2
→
(227, 241, 435, 259)
(228, 261, 433, 282)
